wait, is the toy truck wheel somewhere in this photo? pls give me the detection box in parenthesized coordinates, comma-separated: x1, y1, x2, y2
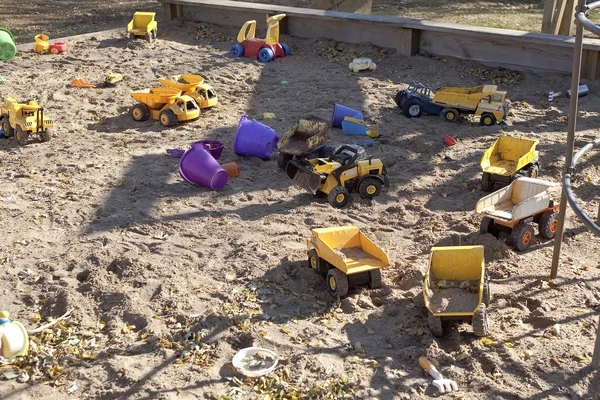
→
(472, 303, 489, 337)
(328, 186, 350, 208)
(359, 177, 382, 199)
(1, 117, 14, 137)
(480, 216, 498, 237)
(538, 211, 559, 239)
(131, 104, 150, 122)
(527, 164, 539, 178)
(40, 128, 53, 142)
(427, 313, 443, 337)
(308, 249, 329, 277)
(368, 269, 382, 289)
(258, 48, 274, 63)
(15, 126, 28, 146)
(327, 268, 349, 298)
(151, 28, 157, 39)
(442, 108, 459, 123)
(281, 43, 290, 56)
(480, 112, 497, 126)
(50, 47, 59, 55)
(482, 273, 491, 306)
(230, 44, 244, 57)
(146, 33, 153, 43)
(481, 172, 494, 192)
(277, 152, 292, 169)
(510, 223, 535, 251)
(129, 32, 136, 40)
(159, 110, 177, 127)
(402, 98, 422, 118)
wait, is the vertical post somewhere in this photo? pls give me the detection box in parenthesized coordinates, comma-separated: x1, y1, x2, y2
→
(597, 201, 600, 225)
(593, 314, 600, 368)
(550, 0, 585, 279)
(542, 0, 559, 33)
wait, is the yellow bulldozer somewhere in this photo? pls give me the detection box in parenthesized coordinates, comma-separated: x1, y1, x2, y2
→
(0, 98, 54, 145)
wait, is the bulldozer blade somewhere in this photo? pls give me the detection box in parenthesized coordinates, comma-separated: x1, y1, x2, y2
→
(70, 78, 96, 88)
(286, 160, 322, 195)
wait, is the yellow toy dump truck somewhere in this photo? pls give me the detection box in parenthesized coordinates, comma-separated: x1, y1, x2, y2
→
(433, 85, 509, 125)
(476, 177, 560, 251)
(423, 246, 490, 337)
(0, 98, 54, 145)
(130, 88, 200, 127)
(276, 118, 329, 169)
(480, 136, 540, 192)
(127, 12, 157, 42)
(158, 74, 218, 110)
(307, 226, 390, 298)
(286, 145, 388, 208)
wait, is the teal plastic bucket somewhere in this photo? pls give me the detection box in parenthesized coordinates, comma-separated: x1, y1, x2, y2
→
(342, 113, 367, 136)
(0, 29, 16, 60)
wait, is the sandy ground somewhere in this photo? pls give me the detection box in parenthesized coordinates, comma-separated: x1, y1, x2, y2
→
(1, 9, 600, 400)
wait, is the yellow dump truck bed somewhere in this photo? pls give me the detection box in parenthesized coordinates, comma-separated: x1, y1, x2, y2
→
(308, 226, 389, 275)
(130, 88, 182, 109)
(423, 246, 484, 317)
(433, 85, 499, 110)
(159, 74, 205, 91)
(127, 12, 157, 35)
(481, 136, 539, 176)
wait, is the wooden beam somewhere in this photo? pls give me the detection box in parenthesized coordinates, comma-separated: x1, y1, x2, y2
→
(582, 49, 600, 81)
(542, 0, 558, 34)
(558, 0, 576, 36)
(311, 0, 372, 14)
(551, 0, 568, 35)
(160, 0, 600, 79)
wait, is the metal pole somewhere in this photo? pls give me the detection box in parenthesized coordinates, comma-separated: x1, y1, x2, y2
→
(597, 202, 600, 225)
(594, 315, 600, 368)
(550, 0, 586, 279)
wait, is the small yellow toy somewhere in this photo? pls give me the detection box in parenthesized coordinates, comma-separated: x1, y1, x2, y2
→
(0, 311, 29, 360)
(130, 88, 200, 127)
(481, 135, 540, 191)
(33, 34, 67, 54)
(0, 98, 54, 145)
(307, 226, 389, 297)
(127, 12, 158, 42)
(158, 74, 218, 109)
(423, 246, 490, 337)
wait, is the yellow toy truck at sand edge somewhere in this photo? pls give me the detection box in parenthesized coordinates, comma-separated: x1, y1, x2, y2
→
(433, 85, 508, 125)
(481, 136, 540, 192)
(127, 12, 157, 42)
(307, 226, 390, 298)
(158, 74, 218, 109)
(423, 245, 490, 337)
(129, 88, 200, 127)
(0, 98, 54, 145)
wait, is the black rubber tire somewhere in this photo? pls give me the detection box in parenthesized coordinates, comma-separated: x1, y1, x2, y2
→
(480, 216, 498, 237)
(510, 223, 535, 251)
(481, 172, 494, 192)
(327, 268, 349, 298)
(428, 313, 443, 337)
(308, 249, 328, 277)
(442, 108, 459, 123)
(277, 152, 292, 169)
(368, 269, 382, 289)
(482, 273, 491, 306)
(1, 117, 14, 137)
(129, 32, 136, 40)
(538, 211, 559, 239)
(402, 98, 422, 118)
(328, 186, 350, 208)
(394, 91, 407, 109)
(472, 304, 490, 337)
(480, 112, 497, 126)
(15, 126, 28, 146)
(528, 164, 539, 178)
(131, 104, 150, 122)
(40, 128, 53, 142)
(159, 109, 177, 127)
(152, 28, 157, 39)
(358, 177, 382, 199)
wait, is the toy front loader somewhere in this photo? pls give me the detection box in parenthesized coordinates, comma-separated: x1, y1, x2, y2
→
(476, 177, 559, 251)
(423, 246, 489, 337)
(0, 98, 54, 145)
(307, 226, 389, 297)
(481, 136, 540, 192)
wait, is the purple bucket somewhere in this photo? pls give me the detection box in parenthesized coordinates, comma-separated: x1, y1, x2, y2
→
(331, 103, 361, 128)
(194, 140, 224, 160)
(179, 142, 229, 190)
(233, 115, 280, 159)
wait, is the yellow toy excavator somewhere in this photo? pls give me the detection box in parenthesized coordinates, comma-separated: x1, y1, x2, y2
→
(229, 14, 290, 62)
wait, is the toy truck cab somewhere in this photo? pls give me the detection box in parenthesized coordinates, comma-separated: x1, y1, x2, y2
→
(127, 12, 158, 42)
(230, 14, 290, 62)
(307, 226, 390, 297)
(395, 81, 444, 118)
(476, 177, 560, 251)
(423, 246, 490, 337)
(481, 136, 540, 191)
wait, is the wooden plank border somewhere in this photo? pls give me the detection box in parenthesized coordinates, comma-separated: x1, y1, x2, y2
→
(160, 0, 600, 79)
